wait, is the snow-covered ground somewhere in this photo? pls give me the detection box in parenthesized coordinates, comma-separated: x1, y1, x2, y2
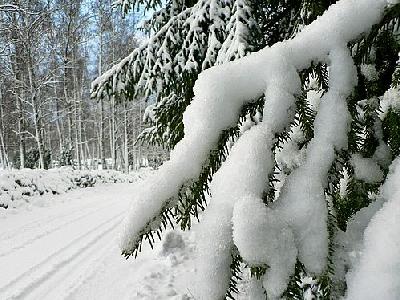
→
(0, 183, 196, 300)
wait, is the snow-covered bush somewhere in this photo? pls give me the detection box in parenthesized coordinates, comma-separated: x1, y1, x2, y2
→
(0, 168, 149, 209)
(93, 0, 400, 298)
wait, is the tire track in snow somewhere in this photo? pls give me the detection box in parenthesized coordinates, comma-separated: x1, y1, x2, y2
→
(33, 226, 118, 300)
(0, 183, 153, 300)
(0, 188, 117, 241)
(0, 199, 121, 258)
(0, 209, 125, 300)
(0, 203, 88, 240)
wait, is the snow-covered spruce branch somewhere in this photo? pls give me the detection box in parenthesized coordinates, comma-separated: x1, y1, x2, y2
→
(91, 0, 256, 101)
(230, 47, 356, 299)
(113, 0, 400, 298)
(91, 6, 192, 98)
(119, 0, 387, 254)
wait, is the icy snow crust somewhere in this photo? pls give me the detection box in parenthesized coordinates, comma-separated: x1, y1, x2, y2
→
(118, 0, 392, 298)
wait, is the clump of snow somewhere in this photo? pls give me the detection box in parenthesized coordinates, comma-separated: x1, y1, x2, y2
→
(372, 141, 392, 168)
(236, 269, 266, 300)
(233, 196, 297, 299)
(143, 104, 156, 123)
(195, 125, 277, 300)
(239, 114, 256, 134)
(0, 193, 12, 209)
(275, 47, 357, 278)
(195, 201, 235, 300)
(350, 154, 384, 183)
(333, 198, 384, 285)
(345, 158, 400, 300)
(307, 89, 323, 112)
(380, 87, 400, 119)
(339, 168, 350, 198)
(360, 64, 378, 81)
(305, 73, 323, 112)
(276, 124, 306, 172)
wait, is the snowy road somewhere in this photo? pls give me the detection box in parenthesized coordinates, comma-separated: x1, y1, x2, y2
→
(0, 184, 194, 300)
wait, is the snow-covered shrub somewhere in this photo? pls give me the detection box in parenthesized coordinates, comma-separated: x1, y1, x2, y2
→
(93, 0, 400, 298)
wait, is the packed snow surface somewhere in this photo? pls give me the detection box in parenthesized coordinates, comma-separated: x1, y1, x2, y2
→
(0, 183, 197, 300)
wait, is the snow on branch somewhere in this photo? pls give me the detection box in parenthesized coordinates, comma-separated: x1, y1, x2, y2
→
(91, 6, 192, 98)
(230, 47, 357, 299)
(345, 158, 400, 299)
(0, 4, 21, 12)
(91, 0, 256, 101)
(116, 0, 396, 298)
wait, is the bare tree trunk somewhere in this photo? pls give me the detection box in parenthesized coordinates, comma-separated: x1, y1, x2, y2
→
(0, 88, 4, 168)
(109, 101, 114, 169)
(98, 22, 106, 170)
(27, 58, 45, 169)
(109, 10, 117, 170)
(0, 137, 4, 169)
(72, 55, 81, 170)
(79, 70, 85, 168)
(16, 93, 25, 169)
(63, 30, 73, 164)
(108, 96, 117, 170)
(0, 87, 8, 169)
(63, 62, 73, 157)
(73, 95, 81, 169)
(123, 100, 129, 173)
(131, 106, 138, 170)
(53, 77, 64, 154)
(46, 124, 52, 168)
(138, 100, 142, 167)
(26, 44, 43, 168)
(99, 99, 106, 168)
(92, 137, 97, 170)
(11, 13, 25, 169)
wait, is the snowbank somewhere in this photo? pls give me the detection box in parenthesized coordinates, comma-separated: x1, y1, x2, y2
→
(0, 168, 150, 210)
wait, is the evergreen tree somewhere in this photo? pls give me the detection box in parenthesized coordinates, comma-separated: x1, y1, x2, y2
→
(93, 0, 400, 298)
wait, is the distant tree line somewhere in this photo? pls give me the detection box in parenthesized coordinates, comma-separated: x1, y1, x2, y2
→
(0, 0, 162, 171)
